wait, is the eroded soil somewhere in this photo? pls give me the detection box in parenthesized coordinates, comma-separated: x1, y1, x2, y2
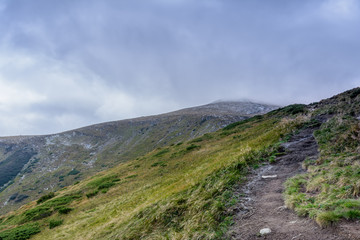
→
(227, 127, 360, 240)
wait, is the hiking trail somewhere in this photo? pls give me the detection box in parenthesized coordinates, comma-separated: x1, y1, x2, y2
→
(227, 127, 360, 240)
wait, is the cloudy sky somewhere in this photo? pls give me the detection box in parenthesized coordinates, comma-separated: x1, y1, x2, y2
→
(0, 0, 359, 135)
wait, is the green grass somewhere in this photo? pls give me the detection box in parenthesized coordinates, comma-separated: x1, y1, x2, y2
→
(153, 148, 170, 157)
(284, 89, 360, 228)
(0, 111, 302, 239)
(0, 112, 244, 215)
(150, 161, 167, 167)
(121, 147, 279, 240)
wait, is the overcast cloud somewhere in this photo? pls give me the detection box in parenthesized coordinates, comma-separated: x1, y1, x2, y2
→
(0, 0, 359, 135)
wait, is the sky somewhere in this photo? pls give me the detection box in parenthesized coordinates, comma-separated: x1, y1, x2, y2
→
(0, 0, 359, 136)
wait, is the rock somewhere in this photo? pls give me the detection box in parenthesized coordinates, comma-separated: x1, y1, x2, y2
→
(260, 228, 271, 235)
(276, 205, 287, 212)
(261, 175, 277, 179)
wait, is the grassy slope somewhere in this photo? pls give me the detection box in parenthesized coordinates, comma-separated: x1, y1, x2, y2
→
(284, 88, 360, 227)
(0, 113, 246, 215)
(0, 109, 302, 240)
(1, 88, 359, 239)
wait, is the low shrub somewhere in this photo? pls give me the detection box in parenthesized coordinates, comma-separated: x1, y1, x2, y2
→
(316, 211, 339, 228)
(67, 169, 80, 176)
(49, 219, 63, 229)
(125, 175, 138, 179)
(185, 144, 200, 152)
(87, 175, 120, 188)
(45, 194, 82, 208)
(223, 115, 263, 131)
(0, 223, 40, 240)
(22, 206, 52, 222)
(151, 161, 167, 167)
(86, 190, 99, 198)
(153, 148, 170, 157)
(98, 182, 115, 190)
(58, 207, 73, 214)
(37, 192, 55, 204)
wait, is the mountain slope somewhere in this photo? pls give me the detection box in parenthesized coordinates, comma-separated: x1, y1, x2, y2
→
(0, 101, 278, 214)
(1, 88, 359, 240)
(0, 104, 293, 240)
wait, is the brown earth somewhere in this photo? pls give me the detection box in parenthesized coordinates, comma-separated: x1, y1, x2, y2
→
(227, 127, 360, 240)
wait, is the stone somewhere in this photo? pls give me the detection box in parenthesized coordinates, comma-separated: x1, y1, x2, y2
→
(261, 175, 277, 179)
(260, 228, 271, 235)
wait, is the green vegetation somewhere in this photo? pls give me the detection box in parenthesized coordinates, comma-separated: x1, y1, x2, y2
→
(43, 193, 82, 209)
(86, 190, 99, 198)
(0, 106, 299, 239)
(223, 115, 263, 131)
(185, 144, 200, 151)
(281, 104, 307, 115)
(1, 88, 360, 238)
(1, 105, 257, 215)
(37, 192, 55, 204)
(22, 207, 53, 222)
(20, 193, 82, 224)
(153, 148, 170, 157)
(122, 147, 279, 239)
(125, 174, 138, 179)
(86, 174, 120, 196)
(284, 88, 360, 228)
(269, 104, 308, 117)
(350, 88, 360, 99)
(150, 161, 167, 167)
(49, 219, 63, 229)
(67, 169, 80, 176)
(0, 150, 36, 188)
(0, 223, 40, 240)
(189, 133, 213, 143)
(87, 174, 120, 188)
(58, 207, 73, 215)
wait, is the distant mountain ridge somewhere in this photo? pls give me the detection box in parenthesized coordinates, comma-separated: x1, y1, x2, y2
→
(167, 101, 278, 116)
(0, 101, 278, 214)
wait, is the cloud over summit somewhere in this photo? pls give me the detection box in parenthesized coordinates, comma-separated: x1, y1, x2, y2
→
(0, 0, 358, 135)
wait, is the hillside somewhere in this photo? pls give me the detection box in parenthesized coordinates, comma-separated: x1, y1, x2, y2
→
(1, 88, 360, 240)
(0, 101, 278, 215)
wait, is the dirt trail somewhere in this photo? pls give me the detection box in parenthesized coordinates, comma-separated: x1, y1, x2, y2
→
(227, 127, 360, 240)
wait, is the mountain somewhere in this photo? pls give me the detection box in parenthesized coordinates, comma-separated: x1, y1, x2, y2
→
(0, 101, 278, 214)
(1, 89, 359, 240)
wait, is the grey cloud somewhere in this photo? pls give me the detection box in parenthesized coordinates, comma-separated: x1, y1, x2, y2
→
(0, 0, 359, 135)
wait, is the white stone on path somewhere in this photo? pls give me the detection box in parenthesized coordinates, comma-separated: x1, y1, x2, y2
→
(260, 228, 272, 235)
(261, 175, 277, 179)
